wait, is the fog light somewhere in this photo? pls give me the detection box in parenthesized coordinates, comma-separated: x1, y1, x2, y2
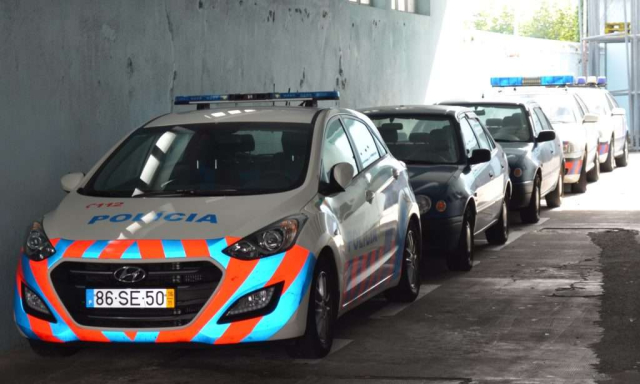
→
(416, 195, 432, 214)
(22, 284, 55, 322)
(219, 283, 283, 323)
(435, 200, 447, 213)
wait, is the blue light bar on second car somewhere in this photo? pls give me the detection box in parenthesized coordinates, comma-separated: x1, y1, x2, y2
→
(576, 76, 587, 85)
(597, 76, 607, 86)
(490, 75, 575, 87)
(174, 91, 340, 105)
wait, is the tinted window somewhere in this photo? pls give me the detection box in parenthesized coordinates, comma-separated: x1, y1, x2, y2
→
(469, 104, 532, 142)
(459, 118, 480, 155)
(82, 123, 313, 197)
(468, 118, 492, 150)
(531, 110, 543, 136)
(343, 118, 381, 168)
(368, 116, 460, 164)
(321, 119, 358, 183)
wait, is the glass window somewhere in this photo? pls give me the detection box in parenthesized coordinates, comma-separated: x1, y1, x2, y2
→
(467, 118, 492, 150)
(574, 95, 587, 118)
(368, 115, 460, 164)
(576, 90, 610, 115)
(321, 119, 359, 183)
(82, 122, 313, 197)
(517, 94, 578, 124)
(531, 111, 544, 136)
(468, 104, 532, 142)
(533, 108, 552, 131)
(391, 0, 415, 12)
(343, 118, 381, 169)
(459, 118, 480, 155)
(348, 0, 370, 4)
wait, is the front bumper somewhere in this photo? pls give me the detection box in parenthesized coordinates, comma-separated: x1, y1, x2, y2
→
(509, 180, 534, 209)
(421, 215, 463, 254)
(563, 156, 583, 184)
(14, 238, 314, 345)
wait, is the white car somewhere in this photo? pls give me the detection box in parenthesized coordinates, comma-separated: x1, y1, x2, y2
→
(14, 91, 421, 359)
(491, 77, 600, 193)
(571, 76, 630, 171)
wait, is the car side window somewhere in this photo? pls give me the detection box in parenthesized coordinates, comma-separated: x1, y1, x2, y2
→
(606, 93, 620, 109)
(531, 110, 544, 136)
(343, 118, 381, 169)
(321, 119, 359, 183)
(533, 108, 552, 131)
(574, 96, 587, 118)
(459, 118, 480, 156)
(467, 118, 491, 150)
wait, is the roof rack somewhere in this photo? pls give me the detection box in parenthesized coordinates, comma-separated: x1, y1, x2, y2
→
(174, 91, 340, 110)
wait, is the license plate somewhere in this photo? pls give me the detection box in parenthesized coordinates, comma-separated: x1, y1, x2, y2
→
(86, 288, 175, 309)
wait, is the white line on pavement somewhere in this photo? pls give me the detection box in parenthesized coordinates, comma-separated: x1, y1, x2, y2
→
(369, 284, 440, 319)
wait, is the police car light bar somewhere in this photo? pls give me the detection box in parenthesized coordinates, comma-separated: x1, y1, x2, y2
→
(490, 75, 575, 87)
(576, 76, 587, 85)
(174, 91, 340, 107)
(597, 76, 607, 86)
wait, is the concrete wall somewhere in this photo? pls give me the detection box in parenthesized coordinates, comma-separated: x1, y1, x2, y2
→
(0, 0, 447, 350)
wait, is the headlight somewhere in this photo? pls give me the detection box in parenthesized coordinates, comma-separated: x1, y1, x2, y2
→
(24, 221, 56, 261)
(562, 141, 576, 154)
(223, 214, 307, 260)
(415, 195, 432, 214)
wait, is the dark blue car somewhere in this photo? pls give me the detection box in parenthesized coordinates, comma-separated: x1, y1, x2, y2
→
(361, 106, 511, 271)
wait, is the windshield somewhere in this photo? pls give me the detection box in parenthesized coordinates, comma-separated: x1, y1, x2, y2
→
(369, 116, 460, 164)
(517, 94, 578, 124)
(466, 105, 531, 142)
(576, 90, 609, 116)
(80, 123, 313, 197)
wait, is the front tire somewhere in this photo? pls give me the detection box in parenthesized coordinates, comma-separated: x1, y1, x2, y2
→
(28, 340, 78, 357)
(587, 152, 600, 182)
(520, 175, 541, 224)
(286, 257, 335, 359)
(545, 168, 563, 208)
(447, 209, 474, 271)
(616, 137, 629, 167)
(601, 139, 615, 172)
(486, 197, 509, 245)
(573, 154, 588, 194)
(385, 222, 421, 302)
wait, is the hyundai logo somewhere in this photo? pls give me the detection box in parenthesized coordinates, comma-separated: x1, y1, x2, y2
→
(113, 266, 146, 283)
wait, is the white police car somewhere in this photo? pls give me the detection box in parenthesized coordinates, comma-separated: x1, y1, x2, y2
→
(15, 91, 421, 359)
(491, 76, 601, 193)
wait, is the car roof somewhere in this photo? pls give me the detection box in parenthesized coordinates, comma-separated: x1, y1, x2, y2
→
(144, 106, 325, 128)
(439, 99, 538, 110)
(358, 105, 472, 118)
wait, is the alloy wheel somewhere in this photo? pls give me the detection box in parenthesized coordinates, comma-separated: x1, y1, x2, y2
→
(314, 271, 332, 345)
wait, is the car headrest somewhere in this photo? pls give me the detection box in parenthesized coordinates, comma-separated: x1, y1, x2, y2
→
(409, 132, 429, 143)
(281, 131, 307, 154)
(486, 118, 502, 126)
(381, 129, 398, 143)
(502, 116, 519, 127)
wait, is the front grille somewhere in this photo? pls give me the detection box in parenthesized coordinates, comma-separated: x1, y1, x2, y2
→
(51, 261, 222, 328)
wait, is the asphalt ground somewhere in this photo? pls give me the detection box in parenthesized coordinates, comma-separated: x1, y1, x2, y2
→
(2, 154, 640, 384)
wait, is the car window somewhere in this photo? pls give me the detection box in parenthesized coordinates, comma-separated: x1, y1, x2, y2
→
(533, 108, 552, 131)
(343, 118, 381, 169)
(459, 118, 480, 156)
(321, 119, 359, 183)
(82, 122, 314, 197)
(531, 110, 544, 136)
(469, 104, 532, 142)
(606, 93, 620, 108)
(368, 115, 460, 164)
(467, 118, 491, 150)
(574, 95, 587, 118)
(577, 90, 610, 115)
(521, 94, 578, 124)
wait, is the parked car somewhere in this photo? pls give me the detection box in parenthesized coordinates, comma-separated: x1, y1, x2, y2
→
(571, 76, 630, 170)
(14, 91, 422, 359)
(440, 100, 563, 223)
(361, 105, 510, 272)
(491, 77, 600, 193)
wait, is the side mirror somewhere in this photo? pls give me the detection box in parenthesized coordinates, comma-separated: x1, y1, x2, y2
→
(583, 113, 599, 124)
(536, 130, 556, 143)
(329, 163, 355, 193)
(469, 149, 492, 165)
(61, 172, 85, 192)
(612, 107, 626, 116)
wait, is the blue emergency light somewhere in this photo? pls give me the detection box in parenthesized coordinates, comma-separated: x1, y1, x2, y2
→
(174, 91, 340, 106)
(490, 75, 575, 87)
(597, 76, 607, 86)
(576, 76, 587, 85)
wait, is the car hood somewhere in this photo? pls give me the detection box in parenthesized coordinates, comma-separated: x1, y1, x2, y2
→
(550, 123, 584, 145)
(43, 191, 312, 241)
(498, 142, 534, 165)
(407, 164, 460, 196)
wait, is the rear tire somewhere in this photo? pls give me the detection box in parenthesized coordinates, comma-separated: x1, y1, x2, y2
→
(286, 257, 335, 359)
(573, 154, 588, 194)
(520, 175, 541, 224)
(601, 139, 615, 172)
(486, 197, 509, 245)
(28, 340, 78, 357)
(446, 209, 474, 272)
(616, 138, 629, 167)
(545, 168, 563, 208)
(587, 152, 600, 182)
(385, 222, 421, 302)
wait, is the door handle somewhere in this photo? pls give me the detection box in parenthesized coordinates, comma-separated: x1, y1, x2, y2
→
(392, 169, 400, 180)
(365, 190, 375, 203)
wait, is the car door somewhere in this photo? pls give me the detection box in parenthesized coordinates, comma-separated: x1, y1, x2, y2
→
(459, 117, 493, 231)
(319, 117, 379, 309)
(574, 95, 599, 165)
(606, 93, 627, 151)
(532, 108, 557, 194)
(467, 116, 504, 225)
(340, 116, 392, 306)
